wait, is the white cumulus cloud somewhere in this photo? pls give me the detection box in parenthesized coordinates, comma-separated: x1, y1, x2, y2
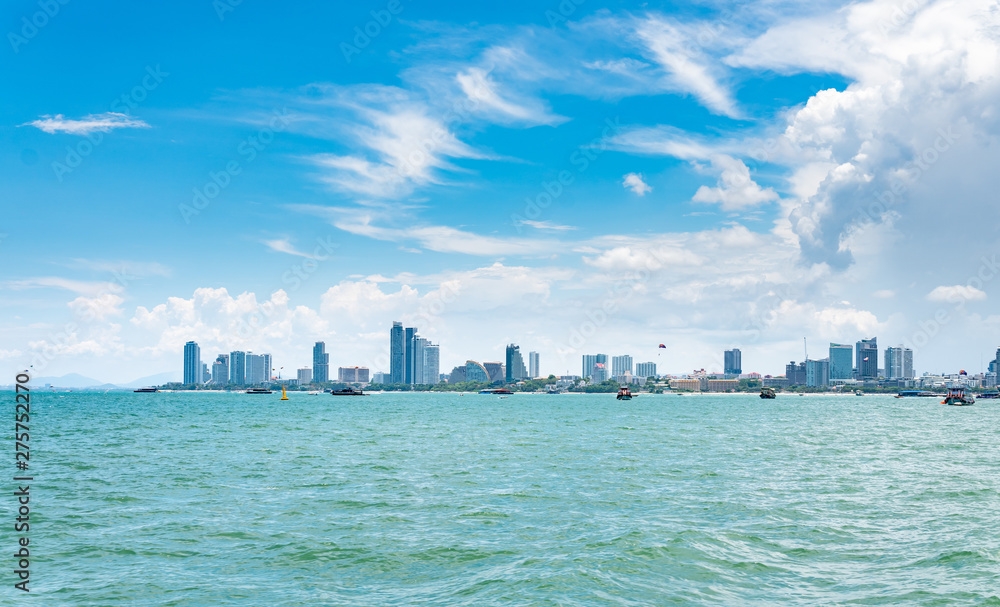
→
(692, 155, 779, 211)
(622, 172, 652, 196)
(926, 285, 987, 303)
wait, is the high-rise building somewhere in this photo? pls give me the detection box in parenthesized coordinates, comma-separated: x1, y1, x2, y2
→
(611, 355, 634, 378)
(483, 362, 505, 382)
(183, 341, 202, 384)
(405, 327, 418, 384)
(806, 358, 830, 387)
(262, 353, 271, 381)
(582, 354, 608, 380)
(422, 342, 440, 385)
(990, 348, 1000, 375)
(313, 342, 329, 383)
(506, 344, 527, 381)
(372, 371, 388, 384)
(212, 354, 229, 385)
(829, 343, 853, 380)
(412, 336, 435, 385)
(297, 368, 312, 384)
(529, 351, 540, 378)
(885, 346, 914, 379)
(246, 352, 266, 384)
(202, 363, 210, 384)
(465, 360, 490, 383)
(785, 361, 807, 386)
(229, 350, 246, 385)
(856, 338, 878, 379)
(636, 362, 657, 378)
(723, 349, 742, 375)
(420, 340, 441, 385)
(390, 322, 405, 384)
(592, 362, 609, 383)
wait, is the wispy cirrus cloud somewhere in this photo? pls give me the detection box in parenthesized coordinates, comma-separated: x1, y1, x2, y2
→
(5, 276, 121, 296)
(262, 238, 317, 259)
(633, 16, 741, 118)
(513, 219, 577, 232)
(64, 258, 171, 278)
(456, 66, 567, 126)
(290, 204, 557, 256)
(21, 112, 150, 135)
(291, 84, 488, 199)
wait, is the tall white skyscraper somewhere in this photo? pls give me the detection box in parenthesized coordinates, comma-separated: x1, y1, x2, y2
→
(246, 352, 266, 384)
(529, 351, 540, 378)
(422, 342, 440, 385)
(611, 355, 633, 378)
(412, 337, 427, 385)
(885, 346, 914, 379)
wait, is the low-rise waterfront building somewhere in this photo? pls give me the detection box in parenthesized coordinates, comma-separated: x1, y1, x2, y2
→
(707, 378, 739, 392)
(670, 378, 701, 391)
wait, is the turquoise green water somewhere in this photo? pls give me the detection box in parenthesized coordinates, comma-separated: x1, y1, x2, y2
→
(5, 391, 1000, 605)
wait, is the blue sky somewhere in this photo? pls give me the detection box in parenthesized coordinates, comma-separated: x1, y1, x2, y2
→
(3, 0, 1000, 383)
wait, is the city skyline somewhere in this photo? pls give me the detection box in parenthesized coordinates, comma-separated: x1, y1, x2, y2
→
(174, 328, 999, 387)
(5, 1, 1000, 384)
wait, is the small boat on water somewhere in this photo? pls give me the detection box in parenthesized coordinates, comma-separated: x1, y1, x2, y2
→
(978, 391, 999, 399)
(133, 387, 158, 393)
(479, 388, 513, 395)
(942, 387, 975, 406)
(896, 391, 937, 398)
(246, 388, 273, 394)
(330, 387, 366, 396)
(760, 387, 776, 399)
(616, 386, 632, 400)
(855, 390, 864, 396)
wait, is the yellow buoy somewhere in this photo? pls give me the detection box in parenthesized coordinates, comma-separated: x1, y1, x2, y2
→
(280, 386, 289, 400)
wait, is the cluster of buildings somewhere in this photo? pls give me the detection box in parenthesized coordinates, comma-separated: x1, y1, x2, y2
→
(386, 322, 441, 385)
(440, 344, 540, 385)
(670, 342, 1000, 391)
(182, 340, 371, 386)
(773, 338, 917, 388)
(182, 330, 1000, 391)
(569, 354, 657, 385)
(183, 341, 273, 386)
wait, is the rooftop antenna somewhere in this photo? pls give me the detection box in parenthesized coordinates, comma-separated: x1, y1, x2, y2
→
(804, 337, 808, 362)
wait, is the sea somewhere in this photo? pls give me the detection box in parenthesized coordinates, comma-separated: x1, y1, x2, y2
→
(5, 390, 1000, 606)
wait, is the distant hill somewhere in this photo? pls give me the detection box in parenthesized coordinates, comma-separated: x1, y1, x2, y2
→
(33, 373, 106, 388)
(120, 371, 181, 388)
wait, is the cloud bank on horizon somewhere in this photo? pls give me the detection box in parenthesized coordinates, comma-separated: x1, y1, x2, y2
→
(4, 0, 999, 382)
